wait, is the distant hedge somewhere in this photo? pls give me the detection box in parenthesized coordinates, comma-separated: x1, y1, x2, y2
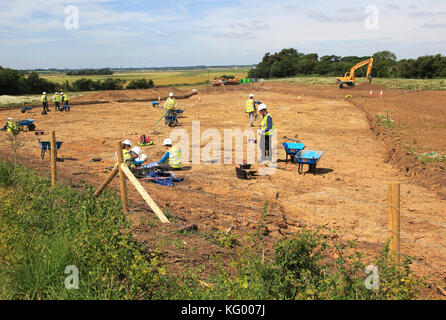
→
(66, 68, 113, 76)
(0, 66, 156, 94)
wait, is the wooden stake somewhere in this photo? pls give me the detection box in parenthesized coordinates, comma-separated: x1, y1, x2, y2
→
(116, 141, 128, 213)
(120, 164, 170, 223)
(50, 131, 57, 188)
(93, 166, 119, 197)
(388, 182, 400, 261)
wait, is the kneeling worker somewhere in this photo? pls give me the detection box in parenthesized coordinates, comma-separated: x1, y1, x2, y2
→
(2, 117, 18, 132)
(157, 138, 182, 171)
(257, 104, 274, 162)
(115, 139, 133, 169)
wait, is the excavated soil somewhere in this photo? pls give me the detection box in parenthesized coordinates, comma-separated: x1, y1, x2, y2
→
(72, 87, 191, 103)
(1, 82, 445, 294)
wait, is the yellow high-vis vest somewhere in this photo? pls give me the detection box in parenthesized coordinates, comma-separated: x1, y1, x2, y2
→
(245, 99, 255, 113)
(260, 113, 274, 136)
(168, 146, 182, 168)
(166, 97, 176, 109)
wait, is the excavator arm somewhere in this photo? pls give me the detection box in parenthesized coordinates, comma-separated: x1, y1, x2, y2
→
(337, 57, 374, 88)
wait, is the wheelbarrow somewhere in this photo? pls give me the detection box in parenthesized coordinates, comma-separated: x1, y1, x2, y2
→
(152, 101, 160, 108)
(296, 150, 325, 175)
(38, 139, 63, 159)
(174, 109, 185, 117)
(21, 107, 32, 113)
(165, 112, 179, 127)
(17, 119, 36, 131)
(282, 142, 305, 163)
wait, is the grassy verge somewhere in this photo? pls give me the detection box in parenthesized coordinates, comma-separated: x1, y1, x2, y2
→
(269, 76, 446, 90)
(0, 161, 426, 299)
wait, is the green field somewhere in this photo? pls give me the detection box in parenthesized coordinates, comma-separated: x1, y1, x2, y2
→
(271, 76, 446, 90)
(41, 68, 250, 86)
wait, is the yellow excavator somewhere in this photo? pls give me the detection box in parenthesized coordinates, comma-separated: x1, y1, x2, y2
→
(336, 57, 374, 88)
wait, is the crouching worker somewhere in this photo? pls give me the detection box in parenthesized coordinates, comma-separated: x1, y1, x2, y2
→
(157, 138, 182, 171)
(114, 139, 134, 169)
(2, 117, 18, 133)
(130, 146, 148, 168)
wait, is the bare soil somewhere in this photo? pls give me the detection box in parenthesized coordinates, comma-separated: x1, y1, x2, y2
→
(1, 82, 445, 296)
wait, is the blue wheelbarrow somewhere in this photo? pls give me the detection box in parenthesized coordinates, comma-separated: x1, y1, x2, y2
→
(283, 142, 305, 163)
(174, 109, 185, 117)
(152, 101, 160, 108)
(296, 150, 325, 175)
(38, 139, 63, 159)
(165, 112, 179, 127)
(21, 107, 32, 113)
(17, 119, 36, 131)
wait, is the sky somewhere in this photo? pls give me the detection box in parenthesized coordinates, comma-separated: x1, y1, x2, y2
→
(0, 0, 445, 69)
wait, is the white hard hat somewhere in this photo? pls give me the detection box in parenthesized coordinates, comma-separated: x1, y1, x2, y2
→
(60, 92, 64, 95)
(122, 139, 132, 146)
(163, 138, 172, 146)
(258, 103, 267, 111)
(131, 146, 141, 156)
(7, 117, 12, 121)
(55, 92, 58, 94)
(249, 93, 254, 98)
(169, 92, 174, 97)
(43, 92, 46, 94)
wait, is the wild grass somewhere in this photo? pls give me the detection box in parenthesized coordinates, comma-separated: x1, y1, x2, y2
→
(271, 76, 446, 90)
(0, 161, 425, 300)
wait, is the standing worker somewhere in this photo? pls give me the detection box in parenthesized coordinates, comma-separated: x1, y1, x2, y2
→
(257, 104, 274, 162)
(157, 138, 182, 171)
(245, 94, 256, 127)
(41, 92, 49, 112)
(53, 92, 61, 111)
(164, 92, 178, 125)
(62, 92, 69, 106)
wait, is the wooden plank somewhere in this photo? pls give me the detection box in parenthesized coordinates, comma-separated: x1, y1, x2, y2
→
(50, 131, 57, 188)
(93, 166, 119, 197)
(388, 182, 400, 261)
(117, 141, 129, 213)
(120, 164, 170, 224)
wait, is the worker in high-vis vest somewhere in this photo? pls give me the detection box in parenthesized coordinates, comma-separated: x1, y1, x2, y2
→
(3, 117, 19, 134)
(63, 93, 69, 106)
(164, 92, 178, 125)
(257, 104, 274, 162)
(164, 92, 177, 110)
(41, 92, 49, 112)
(245, 93, 256, 127)
(157, 138, 182, 171)
(114, 139, 134, 169)
(53, 92, 61, 111)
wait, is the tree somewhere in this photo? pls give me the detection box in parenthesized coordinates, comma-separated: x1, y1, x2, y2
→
(372, 51, 397, 78)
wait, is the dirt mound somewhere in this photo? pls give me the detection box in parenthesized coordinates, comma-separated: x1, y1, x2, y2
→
(72, 87, 191, 102)
(352, 82, 384, 90)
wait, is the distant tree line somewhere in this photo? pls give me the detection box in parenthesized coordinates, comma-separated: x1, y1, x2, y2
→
(248, 49, 446, 79)
(66, 68, 114, 76)
(0, 66, 154, 95)
(0, 67, 57, 95)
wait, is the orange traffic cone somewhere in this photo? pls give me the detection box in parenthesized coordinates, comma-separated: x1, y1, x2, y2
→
(380, 90, 383, 98)
(198, 96, 201, 102)
(158, 96, 160, 102)
(298, 96, 301, 102)
(369, 90, 373, 97)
